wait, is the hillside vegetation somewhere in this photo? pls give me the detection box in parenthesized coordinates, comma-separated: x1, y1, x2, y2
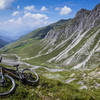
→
(0, 64, 100, 100)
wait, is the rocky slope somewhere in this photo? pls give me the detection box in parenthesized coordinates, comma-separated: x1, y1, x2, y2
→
(1, 4, 100, 69)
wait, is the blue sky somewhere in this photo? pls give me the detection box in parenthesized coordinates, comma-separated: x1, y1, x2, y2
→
(0, 0, 100, 39)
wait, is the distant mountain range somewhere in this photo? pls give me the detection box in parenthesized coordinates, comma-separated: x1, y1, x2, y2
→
(1, 3, 100, 69)
(0, 35, 10, 48)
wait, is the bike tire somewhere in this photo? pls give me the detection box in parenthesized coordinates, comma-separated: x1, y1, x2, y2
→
(0, 74, 16, 96)
(22, 68, 39, 83)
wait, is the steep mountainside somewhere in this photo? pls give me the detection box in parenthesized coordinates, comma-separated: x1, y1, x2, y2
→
(1, 4, 100, 69)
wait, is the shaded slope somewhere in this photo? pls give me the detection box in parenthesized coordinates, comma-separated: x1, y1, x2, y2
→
(0, 37, 8, 48)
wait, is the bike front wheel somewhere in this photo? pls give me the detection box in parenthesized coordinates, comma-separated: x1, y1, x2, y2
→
(0, 74, 16, 96)
(22, 68, 39, 83)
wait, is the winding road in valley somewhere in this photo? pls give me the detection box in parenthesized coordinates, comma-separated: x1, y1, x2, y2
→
(1, 54, 64, 72)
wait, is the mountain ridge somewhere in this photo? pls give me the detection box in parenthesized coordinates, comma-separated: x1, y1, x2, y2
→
(1, 3, 100, 69)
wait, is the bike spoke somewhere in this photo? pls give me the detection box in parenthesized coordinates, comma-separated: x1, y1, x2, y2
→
(22, 69, 39, 83)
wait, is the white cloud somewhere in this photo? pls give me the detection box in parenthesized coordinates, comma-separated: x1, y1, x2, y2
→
(24, 5, 35, 11)
(0, 12, 49, 38)
(0, 0, 15, 10)
(41, 6, 47, 11)
(24, 12, 48, 20)
(60, 6, 72, 15)
(12, 11, 19, 16)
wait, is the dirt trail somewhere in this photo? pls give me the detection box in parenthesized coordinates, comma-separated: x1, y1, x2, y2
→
(1, 54, 64, 72)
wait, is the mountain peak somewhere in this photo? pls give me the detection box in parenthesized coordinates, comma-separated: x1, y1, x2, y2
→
(95, 3, 100, 9)
(93, 3, 100, 11)
(75, 8, 91, 17)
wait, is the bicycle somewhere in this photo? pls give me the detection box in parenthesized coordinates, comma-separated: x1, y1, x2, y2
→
(0, 63, 39, 96)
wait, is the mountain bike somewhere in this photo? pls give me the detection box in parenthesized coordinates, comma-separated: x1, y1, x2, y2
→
(0, 64, 39, 96)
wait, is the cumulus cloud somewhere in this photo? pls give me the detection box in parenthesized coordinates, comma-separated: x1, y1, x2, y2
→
(0, 12, 49, 38)
(0, 0, 15, 10)
(12, 11, 19, 16)
(24, 5, 35, 11)
(55, 6, 72, 15)
(60, 6, 72, 15)
(41, 6, 47, 11)
(24, 12, 48, 20)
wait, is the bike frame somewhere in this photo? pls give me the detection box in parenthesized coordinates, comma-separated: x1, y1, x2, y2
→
(0, 66, 23, 81)
(0, 65, 39, 85)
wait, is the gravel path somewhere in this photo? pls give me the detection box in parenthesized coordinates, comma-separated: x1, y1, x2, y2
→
(1, 54, 65, 72)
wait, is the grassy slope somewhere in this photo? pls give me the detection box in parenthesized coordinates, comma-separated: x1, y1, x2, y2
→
(0, 77, 92, 100)
(0, 64, 100, 100)
(0, 39, 43, 58)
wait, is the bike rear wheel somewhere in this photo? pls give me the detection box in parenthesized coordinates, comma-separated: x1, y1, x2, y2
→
(0, 74, 16, 96)
(22, 68, 39, 83)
